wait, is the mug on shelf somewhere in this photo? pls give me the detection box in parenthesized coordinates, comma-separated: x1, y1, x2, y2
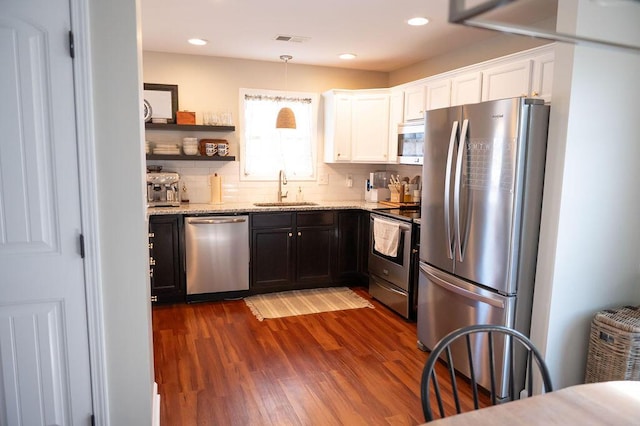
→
(217, 141, 229, 156)
(205, 142, 217, 156)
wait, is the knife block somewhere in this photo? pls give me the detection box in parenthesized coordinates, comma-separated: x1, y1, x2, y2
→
(389, 183, 403, 202)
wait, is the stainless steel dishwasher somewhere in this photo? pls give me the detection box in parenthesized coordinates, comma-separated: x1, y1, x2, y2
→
(185, 215, 249, 301)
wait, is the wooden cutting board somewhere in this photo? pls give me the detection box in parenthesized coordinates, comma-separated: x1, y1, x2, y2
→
(377, 201, 421, 208)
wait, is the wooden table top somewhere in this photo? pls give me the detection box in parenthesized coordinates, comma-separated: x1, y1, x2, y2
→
(425, 381, 640, 425)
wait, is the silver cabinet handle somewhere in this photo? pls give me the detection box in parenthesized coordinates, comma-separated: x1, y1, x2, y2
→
(297, 231, 301, 236)
(288, 232, 293, 237)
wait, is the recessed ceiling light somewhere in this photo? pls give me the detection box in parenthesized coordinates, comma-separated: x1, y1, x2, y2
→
(188, 38, 208, 46)
(407, 17, 429, 26)
(339, 53, 357, 60)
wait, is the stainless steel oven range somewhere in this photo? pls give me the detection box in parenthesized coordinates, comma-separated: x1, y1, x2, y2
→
(368, 211, 418, 319)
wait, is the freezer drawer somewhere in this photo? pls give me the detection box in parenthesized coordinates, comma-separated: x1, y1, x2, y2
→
(417, 262, 525, 399)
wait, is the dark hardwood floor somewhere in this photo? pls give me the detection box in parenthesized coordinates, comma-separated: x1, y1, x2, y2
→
(152, 287, 485, 425)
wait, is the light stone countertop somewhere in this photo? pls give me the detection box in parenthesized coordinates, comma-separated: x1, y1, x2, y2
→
(147, 200, 384, 216)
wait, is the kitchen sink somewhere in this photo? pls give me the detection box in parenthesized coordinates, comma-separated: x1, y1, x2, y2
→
(253, 202, 318, 207)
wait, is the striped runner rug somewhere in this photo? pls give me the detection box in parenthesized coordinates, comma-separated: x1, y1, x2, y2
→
(244, 287, 374, 321)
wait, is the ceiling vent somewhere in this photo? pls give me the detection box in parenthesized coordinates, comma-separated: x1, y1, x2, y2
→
(274, 35, 311, 43)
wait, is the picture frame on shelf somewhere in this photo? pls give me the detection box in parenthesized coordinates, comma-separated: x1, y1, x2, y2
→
(143, 83, 178, 124)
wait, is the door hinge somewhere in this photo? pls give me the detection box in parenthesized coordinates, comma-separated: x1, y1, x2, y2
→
(79, 233, 85, 258)
(69, 30, 75, 58)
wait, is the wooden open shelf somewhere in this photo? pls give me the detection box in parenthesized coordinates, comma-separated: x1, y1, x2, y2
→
(145, 123, 235, 132)
(146, 154, 235, 161)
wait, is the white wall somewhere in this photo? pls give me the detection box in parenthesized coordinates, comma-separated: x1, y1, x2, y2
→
(530, 0, 640, 389)
(90, 0, 154, 423)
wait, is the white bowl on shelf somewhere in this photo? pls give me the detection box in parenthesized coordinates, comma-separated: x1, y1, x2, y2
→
(183, 147, 199, 155)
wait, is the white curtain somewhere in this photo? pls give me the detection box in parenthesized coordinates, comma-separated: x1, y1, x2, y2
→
(242, 92, 316, 180)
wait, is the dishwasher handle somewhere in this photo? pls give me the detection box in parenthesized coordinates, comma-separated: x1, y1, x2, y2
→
(187, 217, 247, 225)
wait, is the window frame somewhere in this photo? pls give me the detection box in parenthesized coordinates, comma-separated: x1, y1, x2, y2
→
(239, 87, 319, 182)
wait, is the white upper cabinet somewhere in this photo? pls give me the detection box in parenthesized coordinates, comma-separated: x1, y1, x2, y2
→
(531, 51, 555, 103)
(323, 89, 391, 164)
(323, 91, 352, 162)
(387, 89, 404, 163)
(481, 58, 533, 101)
(451, 71, 482, 106)
(403, 84, 426, 121)
(425, 77, 451, 111)
(481, 49, 555, 103)
(323, 46, 554, 165)
(351, 93, 390, 163)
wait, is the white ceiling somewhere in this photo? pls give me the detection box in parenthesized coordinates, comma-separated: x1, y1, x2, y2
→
(140, 0, 557, 72)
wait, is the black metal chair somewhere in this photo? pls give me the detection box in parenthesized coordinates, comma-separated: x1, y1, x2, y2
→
(420, 324, 553, 422)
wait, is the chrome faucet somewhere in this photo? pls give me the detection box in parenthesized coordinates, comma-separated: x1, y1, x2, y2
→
(278, 170, 288, 202)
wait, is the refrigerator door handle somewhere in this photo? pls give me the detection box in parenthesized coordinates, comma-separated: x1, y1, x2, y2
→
(420, 263, 506, 309)
(444, 120, 459, 260)
(454, 119, 469, 262)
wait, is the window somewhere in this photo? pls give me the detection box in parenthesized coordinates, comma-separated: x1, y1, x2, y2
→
(239, 88, 318, 181)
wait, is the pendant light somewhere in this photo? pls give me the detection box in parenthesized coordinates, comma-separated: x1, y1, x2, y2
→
(276, 55, 296, 129)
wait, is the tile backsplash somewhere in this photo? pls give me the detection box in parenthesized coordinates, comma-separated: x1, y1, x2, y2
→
(145, 159, 421, 204)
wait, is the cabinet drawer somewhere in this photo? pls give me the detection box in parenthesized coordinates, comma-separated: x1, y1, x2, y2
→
(252, 212, 294, 229)
(297, 211, 335, 227)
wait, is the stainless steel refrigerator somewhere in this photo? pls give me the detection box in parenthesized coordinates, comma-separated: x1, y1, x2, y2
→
(417, 97, 550, 399)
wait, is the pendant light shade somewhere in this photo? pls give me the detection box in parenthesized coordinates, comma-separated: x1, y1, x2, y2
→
(276, 55, 296, 129)
(276, 107, 297, 129)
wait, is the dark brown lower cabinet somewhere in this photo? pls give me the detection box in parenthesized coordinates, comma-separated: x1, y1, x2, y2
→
(149, 214, 185, 303)
(251, 213, 295, 291)
(296, 211, 334, 285)
(250, 210, 368, 293)
(335, 210, 368, 285)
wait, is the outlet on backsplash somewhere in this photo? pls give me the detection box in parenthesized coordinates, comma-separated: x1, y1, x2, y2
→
(318, 173, 329, 185)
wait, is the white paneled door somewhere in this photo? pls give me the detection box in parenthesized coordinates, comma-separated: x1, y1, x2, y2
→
(0, 0, 93, 424)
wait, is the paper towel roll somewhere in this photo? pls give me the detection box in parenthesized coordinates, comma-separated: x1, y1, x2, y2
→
(210, 173, 222, 204)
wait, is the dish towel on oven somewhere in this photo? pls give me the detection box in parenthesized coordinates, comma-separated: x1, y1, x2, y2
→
(373, 217, 400, 257)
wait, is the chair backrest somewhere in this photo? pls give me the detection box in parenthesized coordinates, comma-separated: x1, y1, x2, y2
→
(420, 324, 553, 422)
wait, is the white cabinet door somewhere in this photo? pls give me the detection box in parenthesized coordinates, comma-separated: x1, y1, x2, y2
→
(531, 51, 554, 103)
(481, 59, 533, 101)
(351, 93, 390, 163)
(451, 72, 482, 106)
(403, 84, 426, 121)
(323, 91, 352, 162)
(425, 78, 452, 111)
(1, 0, 93, 423)
(387, 90, 404, 163)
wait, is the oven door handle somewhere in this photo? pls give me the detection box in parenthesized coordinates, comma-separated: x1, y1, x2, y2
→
(371, 215, 412, 232)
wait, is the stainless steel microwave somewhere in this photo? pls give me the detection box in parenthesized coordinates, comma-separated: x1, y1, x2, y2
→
(397, 122, 424, 165)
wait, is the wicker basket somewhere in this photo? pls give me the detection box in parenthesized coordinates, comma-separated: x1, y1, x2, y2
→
(585, 305, 640, 383)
